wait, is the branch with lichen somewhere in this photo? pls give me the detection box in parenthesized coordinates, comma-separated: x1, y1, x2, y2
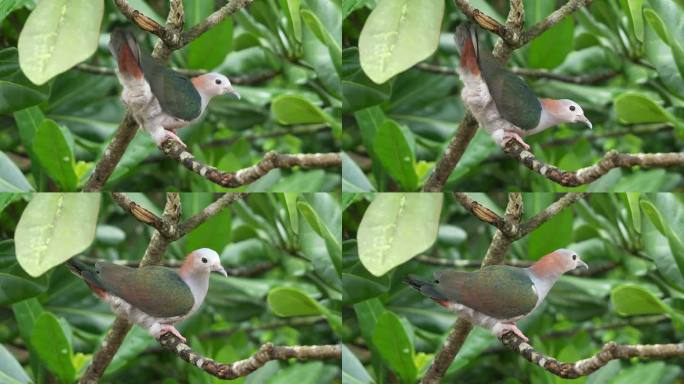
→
(161, 140, 341, 189)
(159, 334, 340, 380)
(502, 141, 684, 187)
(499, 332, 684, 378)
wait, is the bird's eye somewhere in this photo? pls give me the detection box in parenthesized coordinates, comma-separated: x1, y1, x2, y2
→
(434, 280, 439, 284)
(572, 254, 577, 260)
(201, 257, 208, 263)
(569, 105, 576, 111)
(215, 79, 222, 85)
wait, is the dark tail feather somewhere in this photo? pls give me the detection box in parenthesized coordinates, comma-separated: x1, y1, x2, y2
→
(66, 259, 107, 296)
(108, 29, 143, 79)
(455, 23, 480, 76)
(405, 274, 449, 303)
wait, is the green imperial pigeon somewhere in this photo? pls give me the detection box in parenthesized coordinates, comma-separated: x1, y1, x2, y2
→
(406, 249, 588, 341)
(455, 23, 592, 150)
(108, 29, 240, 148)
(67, 248, 227, 342)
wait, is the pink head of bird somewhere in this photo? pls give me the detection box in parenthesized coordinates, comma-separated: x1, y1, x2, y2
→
(541, 99, 592, 129)
(530, 248, 588, 278)
(181, 248, 227, 277)
(192, 73, 240, 100)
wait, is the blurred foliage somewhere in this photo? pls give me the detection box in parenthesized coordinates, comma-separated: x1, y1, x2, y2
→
(342, 192, 684, 383)
(0, 0, 341, 192)
(0, 192, 341, 383)
(342, 0, 684, 191)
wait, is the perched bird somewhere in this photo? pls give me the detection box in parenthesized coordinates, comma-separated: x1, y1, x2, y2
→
(67, 248, 227, 342)
(406, 249, 588, 341)
(108, 29, 240, 148)
(455, 23, 592, 150)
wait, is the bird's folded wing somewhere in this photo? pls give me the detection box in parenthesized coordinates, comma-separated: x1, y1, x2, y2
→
(139, 54, 202, 121)
(435, 266, 537, 320)
(96, 263, 195, 318)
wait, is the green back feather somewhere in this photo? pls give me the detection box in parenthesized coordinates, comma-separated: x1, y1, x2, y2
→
(139, 53, 202, 121)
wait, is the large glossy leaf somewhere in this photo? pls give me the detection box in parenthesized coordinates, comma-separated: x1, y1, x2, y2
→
(0, 48, 50, 113)
(611, 284, 669, 315)
(358, 0, 444, 84)
(184, 0, 233, 70)
(15, 193, 100, 277)
(18, 0, 104, 85)
(268, 286, 323, 316)
(31, 312, 75, 383)
(271, 94, 334, 125)
(358, 193, 443, 276)
(32, 119, 78, 191)
(640, 199, 684, 277)
(0, 151, 33, 192)
(372, 311, 416, 383)
(614, 92, 674, 124)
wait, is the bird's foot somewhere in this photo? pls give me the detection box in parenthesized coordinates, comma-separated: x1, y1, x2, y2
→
(162, 130, 187, 149)
(501, 132, 530, 151)
(159, 324, 187, 343)
(494, 323, 529, 342)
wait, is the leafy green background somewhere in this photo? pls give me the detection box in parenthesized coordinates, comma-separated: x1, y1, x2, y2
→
(342, 192, 684, 383)
(0, 192, 341, 383)
(0, 0, 340, 192)
(342, 0, 684, 191)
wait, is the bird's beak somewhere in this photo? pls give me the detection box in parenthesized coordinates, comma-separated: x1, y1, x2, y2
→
(576, 115, 592, 129)
(225, 86, 240, 100)
(575, 259, 589, 270)
(211, 264, 228, 277)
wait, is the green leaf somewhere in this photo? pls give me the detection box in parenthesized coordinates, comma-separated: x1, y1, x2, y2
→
(0, 264, 48, 305)
(373, 120, 418, 190)
(31, 312, 74, 383)
(342, 261, 390, 304)
(0, 344, 31, 384)
(372, 311, 416, 384)
(282, 192, 299, 234)
(297, 200, 341, 274)
(641, 199, 684, 277)
(0, 48, 50, 113)
(342, 344, 374, 384)
(610, 284, 669, 316)
(186, 19, 233, 70)
(528, 17, 574, 69)
(271, 94, 334, 126)
(625, 192, 641, 234)
(15, 193, 100, 277)
(621, 0, 646, 41)
(613, 92, 673, 124)
(358, 0, 444, 83)
(283, 0, 302, 41)
(343, 0, 372, 19)
(528, 202, 573, 258)
(0, 0, 30, 24)
(342, 152, 374, 192)
(643, 2, 684, 97)
(32, 119, 78, 191)
(301, 9, 341, 71)
(267, 286, 323, 316)
(0, 151, 33, 192)
(186, 206, 232, 254)
(358, 193, 443, 276)
(643, 6, 684, 80)
(342, 48, 392, 112)
(301, 0, 340, 97)
(18, 0, 104, 85)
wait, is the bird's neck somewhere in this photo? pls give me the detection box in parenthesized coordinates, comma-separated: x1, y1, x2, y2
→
(527, 256, 565, 303)
(532, 99, 562, 134)
(190, 77, 215, 115)
(178, 266, 210, 312)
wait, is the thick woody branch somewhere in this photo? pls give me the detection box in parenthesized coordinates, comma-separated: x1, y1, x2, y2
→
(499, 332, 684, 378)
(481, 192, 522, 264)
(452, 0, 510, 42)
(161, 139, 341, 189)
(176, 193, 246, 238)
(159, 333, 340, 379)
(112, 0, 170, 42)
(503, 141, 684, 187)
(182, 0, 254, 45)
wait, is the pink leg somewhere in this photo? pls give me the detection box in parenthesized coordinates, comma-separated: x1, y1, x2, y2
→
(159, 324, 187, 343)
(494, 323, 529, 342)
(163, 129, 187, 148)
(501, 131, 530, 150)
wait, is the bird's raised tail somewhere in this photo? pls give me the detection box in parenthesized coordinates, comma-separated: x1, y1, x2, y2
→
(66, 259, 108, 298)
(455, 23, 480, 76)
(109, 29, 143, 80)
(405, 274, 450, 307)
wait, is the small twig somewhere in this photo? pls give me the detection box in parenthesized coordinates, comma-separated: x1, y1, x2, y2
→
(499, 332, 684, 378)
(517, 193, 587, 237)
(182, 0, 255, 45)
(453, 192, 506, 231)
(503, 141, 684, 187)
(159, 333, 340, 379)
(519, 0, 593, 47)
(161, 139, 341, 189)
(111, 192, 166, 234)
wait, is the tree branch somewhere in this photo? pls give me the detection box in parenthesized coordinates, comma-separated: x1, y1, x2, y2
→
(519, 0, 593, 46)
(499, 332, 684, 378)
(453, 192, 506, 231)
(159, 333, 340, 379)
(182, 0, 254, 45)
(176, 193, 246, 238)
(517, 192, 586, 238)
(111, 192, 166, 234)
(161, 140, 341, 189)
(503, 142, 684, 187)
